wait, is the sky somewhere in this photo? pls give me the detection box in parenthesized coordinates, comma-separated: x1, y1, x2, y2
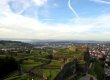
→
(0, 0, 110, 41)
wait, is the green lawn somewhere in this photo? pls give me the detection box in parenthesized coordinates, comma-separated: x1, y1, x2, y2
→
(43, 69, 60, 80)
(49, 60, 63, 66)
(21, 62, 42, 72)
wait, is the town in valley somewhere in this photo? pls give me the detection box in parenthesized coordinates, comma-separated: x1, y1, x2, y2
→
(0, 40, 110, 80)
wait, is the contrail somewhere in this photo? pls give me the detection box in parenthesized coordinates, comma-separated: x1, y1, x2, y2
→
(90, 0, 110, 5)
(68, 0, 79, 18)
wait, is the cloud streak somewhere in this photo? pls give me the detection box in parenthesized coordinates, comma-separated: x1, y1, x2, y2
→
(68, 0, 79, 18)
(90, 0, 110, 5)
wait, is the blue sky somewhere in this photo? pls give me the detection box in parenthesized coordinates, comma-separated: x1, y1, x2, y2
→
(0, 0, 110, 40)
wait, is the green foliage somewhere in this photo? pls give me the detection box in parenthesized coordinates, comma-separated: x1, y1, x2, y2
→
(88, 60, 105, 80)
(74, 51, 84, 58)
(78, 60, 86, 64)
(0, 56, 19, 79)
(43, 69, 60, 80)
(45, 60, 63, 68)
(21, 62, 42, 72)
(0, 40, 33, 48)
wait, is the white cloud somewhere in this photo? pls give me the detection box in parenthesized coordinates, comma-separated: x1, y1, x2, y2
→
(0, 0, 110, 40)
(1, 13, 110, 40)
(33, 0, 47, 6)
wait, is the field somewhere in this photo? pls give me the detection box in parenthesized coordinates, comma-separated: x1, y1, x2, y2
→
(2, 45, 86, 80)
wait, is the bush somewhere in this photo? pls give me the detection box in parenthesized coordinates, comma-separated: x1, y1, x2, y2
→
(0, 56, 19, 79)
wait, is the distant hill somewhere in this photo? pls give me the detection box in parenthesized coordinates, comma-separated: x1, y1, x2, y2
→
(0, 40, 33, 48)
(29, 40, 110, 46)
